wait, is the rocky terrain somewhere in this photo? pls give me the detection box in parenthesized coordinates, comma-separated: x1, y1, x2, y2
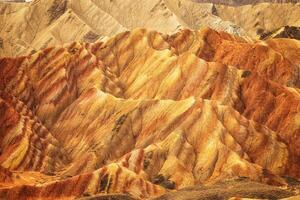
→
(0, 27, 300, 199)
(193, 0, 300, 6)
(2, 0, 300, 57)
(1, 0, 300, 200)
(214, 2, 300, 38)
(260, 26, 300, 40)
(0, 0, 249, 57)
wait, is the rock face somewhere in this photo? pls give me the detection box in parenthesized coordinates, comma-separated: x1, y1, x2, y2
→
(0, 27, 300, 199)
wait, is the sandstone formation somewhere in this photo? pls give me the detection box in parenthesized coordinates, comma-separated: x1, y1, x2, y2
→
(152, 179, 297, 200)
(0, 27, 300, 199)
(193, 0, 300, 6)
(0, 0, 264, 57)
(214, 2, 300, 38)
(1, 0, 300, 57)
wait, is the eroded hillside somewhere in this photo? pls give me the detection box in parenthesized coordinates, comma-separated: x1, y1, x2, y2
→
(0, 0, 252, 57)
(0, 28, 300, 199)
(1, 0, 300, 57)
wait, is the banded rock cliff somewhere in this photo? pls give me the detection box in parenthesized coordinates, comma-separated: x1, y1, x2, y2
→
(0, 28, 300, 199)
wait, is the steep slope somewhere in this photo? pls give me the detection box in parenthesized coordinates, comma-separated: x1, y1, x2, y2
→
(0, 89, 291, 199)
(0, 92, 68, 174)
(214, 2, 300, 38)
(0, 28, 300, 199)
(165, 28, 300, 87)
(0, 0, 250, 57)
(2, 0, 300, 57)
(0, 0, 126, 56)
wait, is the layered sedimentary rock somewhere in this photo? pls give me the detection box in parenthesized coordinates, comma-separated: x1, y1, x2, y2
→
(214, 2, 300, 38)
(2, 0, 300, 57)
(0, 0, 259, 57)
(0, 91, 68, 173)
(0, 28, 300, 199)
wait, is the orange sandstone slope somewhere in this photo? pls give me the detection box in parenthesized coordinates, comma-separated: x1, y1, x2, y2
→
(0, 28, 299, 199)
